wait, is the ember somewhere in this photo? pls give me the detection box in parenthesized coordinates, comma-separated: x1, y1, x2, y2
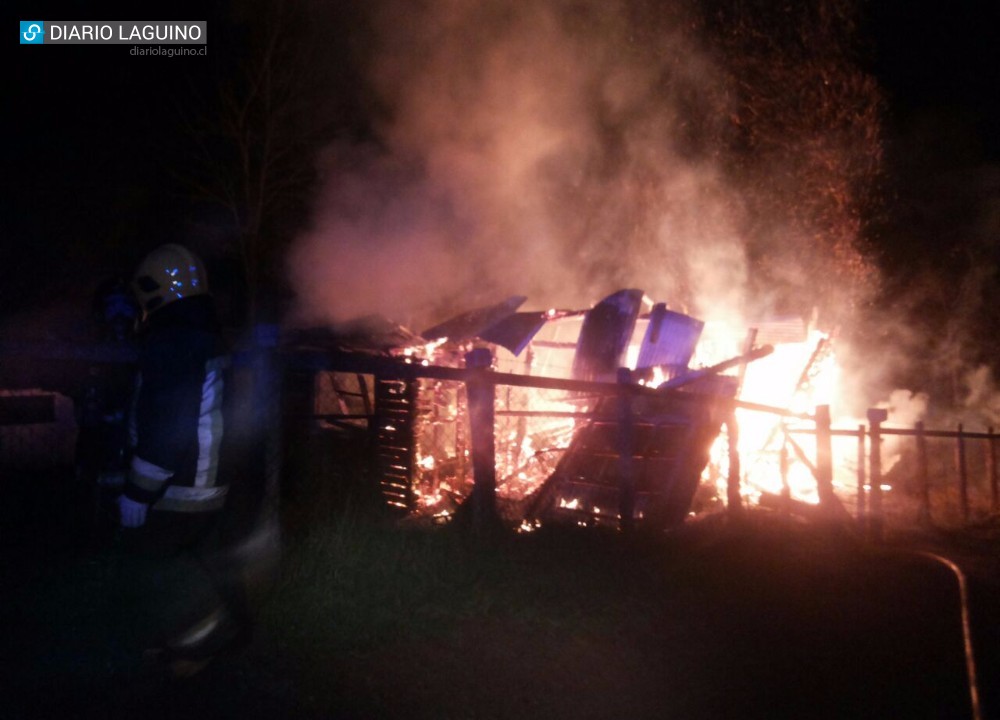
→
(306, 269, 980, 534)
(340, 289, 852, 529)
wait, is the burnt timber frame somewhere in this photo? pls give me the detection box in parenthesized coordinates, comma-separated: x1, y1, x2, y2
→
(295, 348, 807, 532)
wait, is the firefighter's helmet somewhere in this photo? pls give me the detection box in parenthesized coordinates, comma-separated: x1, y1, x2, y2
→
(132, 244, 209, 318)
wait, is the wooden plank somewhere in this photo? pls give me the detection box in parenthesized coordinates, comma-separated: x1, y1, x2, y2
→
(463, 348, 499, 534)
(296, 349, 808, 419)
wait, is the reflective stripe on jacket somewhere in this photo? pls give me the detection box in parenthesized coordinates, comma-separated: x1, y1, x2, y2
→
(124, 295, 229, 513)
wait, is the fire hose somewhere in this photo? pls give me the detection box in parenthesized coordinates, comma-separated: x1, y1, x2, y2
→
(887, 549, 982, 720)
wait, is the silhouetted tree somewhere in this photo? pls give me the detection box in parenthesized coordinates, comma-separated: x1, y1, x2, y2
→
(176, 0, 365, 324)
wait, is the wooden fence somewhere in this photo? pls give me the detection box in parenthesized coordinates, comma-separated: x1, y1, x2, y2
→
(789, 411, 999, 537)
(306, 348, 999, 537)
(3, 334, 996, 539)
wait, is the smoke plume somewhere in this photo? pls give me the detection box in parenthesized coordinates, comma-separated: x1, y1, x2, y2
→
(288, 0, 881, 335)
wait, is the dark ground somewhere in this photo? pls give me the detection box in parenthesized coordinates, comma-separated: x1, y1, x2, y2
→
(2, 467, 998, 720)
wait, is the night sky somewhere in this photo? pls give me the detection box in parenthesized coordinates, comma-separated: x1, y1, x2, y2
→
(871, 0, 998, 150)
(9, 5, 227, 311)
(6, 0, 999, 344)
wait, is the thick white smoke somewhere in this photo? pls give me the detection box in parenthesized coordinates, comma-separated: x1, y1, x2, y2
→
(288, 0, 749, 329)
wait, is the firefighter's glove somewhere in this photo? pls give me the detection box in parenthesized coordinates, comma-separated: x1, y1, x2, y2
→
(118, 495, 149, 528)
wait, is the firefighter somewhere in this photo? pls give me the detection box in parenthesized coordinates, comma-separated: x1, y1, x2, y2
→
(117, 243, 247, 675)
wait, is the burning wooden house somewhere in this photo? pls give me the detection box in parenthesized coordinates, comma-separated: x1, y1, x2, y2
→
(293, 288, 805, 530)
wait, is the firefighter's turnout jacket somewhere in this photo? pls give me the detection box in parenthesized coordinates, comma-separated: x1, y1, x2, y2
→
(123, 295, 229, 513)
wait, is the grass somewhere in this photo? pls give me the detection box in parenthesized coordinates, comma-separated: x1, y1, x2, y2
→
(241, 442, 762, 717)
(4, 455, 996, 719)
(260, 507, 667, 664)
(227, 501, 991, 720)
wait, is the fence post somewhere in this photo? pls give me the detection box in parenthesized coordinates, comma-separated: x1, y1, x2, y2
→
(856, 424, 866, 529)
(916, 421, 930, 524)
(616, 368, 636, 532)
(867, 408, 888, 541)
(464, 348, 499, 536)
(956, 423, 969, 523)
(814, 405, 835, 511)
(725, 413, 742, 517)
(989, 426, 998, 513)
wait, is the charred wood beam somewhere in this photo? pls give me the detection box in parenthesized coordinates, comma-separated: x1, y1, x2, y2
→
(495, 410, 597, 419)
(783, 432, 818, 479)
(784, 414, 862, 529)
(290, 349, 807, 419)
(656, 344, 774, 390)
(796, 337, 828, 390)
(459, 348, 501, 536)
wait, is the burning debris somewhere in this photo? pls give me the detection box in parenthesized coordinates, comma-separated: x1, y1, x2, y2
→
(297, 288, 852, 531)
